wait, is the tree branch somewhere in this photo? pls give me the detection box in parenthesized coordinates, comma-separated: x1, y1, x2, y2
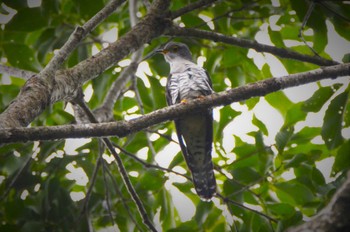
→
(0, 0, 171, 129)
(287, 171, 350, 232)
(73, 98, 157, 231)
(1, 63, 348, 143)
(167, 26, 339, 66)
(171, 0, 221, 19)
(0, 64, 36, 79)
(40, 0, 127, 79)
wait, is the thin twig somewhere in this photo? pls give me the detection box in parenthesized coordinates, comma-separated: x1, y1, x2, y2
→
(171, 0, 221, 19)
(103, 162, 145, 232)
(101, 154, 116, 229)
(167, 26, 338, 66)
(145, 128, 178, 144)
(75, 98, 157, 232)
(216, 193, 278, 223)
(318, 1, 350, 22)
(0, 150, 33, 201)
(193, 2, 259, 29)
(113, 142, 191, 180)
(298, 1, 321, 57)
(80, 154, 102, 215)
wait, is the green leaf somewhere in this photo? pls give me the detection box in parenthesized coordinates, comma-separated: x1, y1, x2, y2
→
(302, 85, 341, 112)
(332, 16, 350, 41)
(277, 211, 303, 232)
(342, 53, 350, 63)
(245, 97, 260, 110)
(76, 0, 104, 19)
(312, 167, 325, 186)
(215, 106, 241, 141)
(267, 203, 295, 219)
(285, 103, 307, 126)
(265, 91, 292, 117)
(275, 126, 294, 154)
(312, 18, 327, 53)
(231, 167, 261, 185)
(284, 153, 308, 169)
(194, 201, 213, 224)
(322, 88, 349, 150)
(291, 127, 321, 144)
(149, 75, 167, 109)
(275, 180, 314, 205)
(268, 27, 285, 47)
(181, 14, 210, 30)
(5, 8, 47, 31)
(139, 170, 165, 191)
(21, 222, 45, 232)
(344, 98, 350, 127)
(168, 220, 199, 232)
(221, 47, 245, 68)
(3, 43, 41, 71)
(332, 140, 350, 173)
(168, 152, 184, 169)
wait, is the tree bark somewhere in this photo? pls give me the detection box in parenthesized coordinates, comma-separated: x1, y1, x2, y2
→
(287, 171, 350, 232)
(0, 0, 171, 129)
(1, 63, 349, 143)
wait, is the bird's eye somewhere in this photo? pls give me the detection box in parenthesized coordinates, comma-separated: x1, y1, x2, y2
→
(172, 46, 178, 52)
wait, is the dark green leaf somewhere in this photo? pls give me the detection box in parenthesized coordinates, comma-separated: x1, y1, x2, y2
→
(5, 8, 47, 31)
(221, 47, 245, 68)
(267, 203, 295, 218)
(3, 43, 41, 71)
(322, 89, 348, 150)
(275, 180, 314, 205)
(302, 85, 341, 112)
(342, 53, 350, 63)
(275, 126, 294, 154)
(332, 140, 350, 173)
(168, 152, 184, 169)
(252, 114, 268, 136)
(168, 220, 199, 232)
(268, 27, 285, 47)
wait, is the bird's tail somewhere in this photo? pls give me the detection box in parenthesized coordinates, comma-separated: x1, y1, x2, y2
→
(175, 112, 216, 200)
(190, 156, 217, 200)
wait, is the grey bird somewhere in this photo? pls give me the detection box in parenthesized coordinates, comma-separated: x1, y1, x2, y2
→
(157, 42, 216, 200)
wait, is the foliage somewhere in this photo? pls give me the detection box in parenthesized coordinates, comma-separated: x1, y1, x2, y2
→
(0, 0, 349, 231)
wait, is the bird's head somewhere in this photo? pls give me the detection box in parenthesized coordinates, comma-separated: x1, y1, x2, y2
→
(157, 42, 193, 63)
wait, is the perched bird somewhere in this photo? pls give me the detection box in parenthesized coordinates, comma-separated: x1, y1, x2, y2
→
(157, 42, 216, 200)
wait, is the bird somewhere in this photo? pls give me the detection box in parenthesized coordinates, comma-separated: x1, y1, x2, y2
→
(157, 42, 216, 200)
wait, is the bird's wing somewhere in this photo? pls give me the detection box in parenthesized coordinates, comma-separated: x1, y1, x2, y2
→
(166, 74, 180, 105)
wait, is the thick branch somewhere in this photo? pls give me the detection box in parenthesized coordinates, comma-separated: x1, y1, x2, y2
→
(1, 63, 348, 143)
(0, 64, 36, 79)
(287, 171, 350, 232)
(0, 0, 171, 129)
(167, 26, 339, 66)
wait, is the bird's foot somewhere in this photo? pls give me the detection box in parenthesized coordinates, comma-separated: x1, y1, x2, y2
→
(180, 99, 188, 104)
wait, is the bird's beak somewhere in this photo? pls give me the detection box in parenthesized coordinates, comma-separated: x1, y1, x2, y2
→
(156, 48, 168, 54)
